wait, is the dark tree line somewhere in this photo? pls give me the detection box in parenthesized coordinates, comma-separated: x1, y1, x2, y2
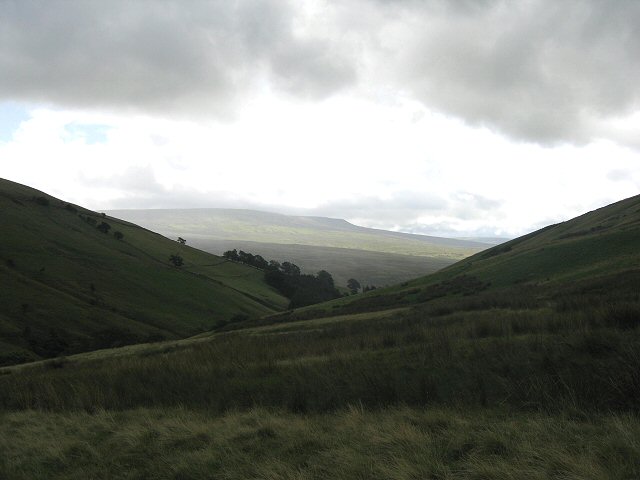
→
(223, 249, 341, 308)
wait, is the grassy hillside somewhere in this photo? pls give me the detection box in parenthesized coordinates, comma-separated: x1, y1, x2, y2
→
(106, 208, 487, 287)
(273, 192, 640, 320)
(0, 179, 288, 365)
(1, 194, 638, 478)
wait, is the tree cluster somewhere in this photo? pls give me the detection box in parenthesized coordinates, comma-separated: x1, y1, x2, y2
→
(223, 249, 341, 308)
(223, 249, 270, 270)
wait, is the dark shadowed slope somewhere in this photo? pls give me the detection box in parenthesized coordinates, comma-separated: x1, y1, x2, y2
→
(0, 179, 288, 365)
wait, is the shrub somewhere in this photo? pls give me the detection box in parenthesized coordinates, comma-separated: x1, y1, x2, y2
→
(169, 254, 184, 267)
(97, 222, 111, 234)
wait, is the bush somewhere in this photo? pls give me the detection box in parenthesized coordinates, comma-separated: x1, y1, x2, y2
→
(169, 254, 184, 267)
(97, 222, 111, 234)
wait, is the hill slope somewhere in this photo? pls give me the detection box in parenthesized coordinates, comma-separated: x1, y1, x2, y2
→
(284, 192, 640, 319)
(0, 179, 288, 365)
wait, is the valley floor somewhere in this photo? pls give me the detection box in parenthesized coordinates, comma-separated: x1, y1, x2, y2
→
(1, 407, 638, 480)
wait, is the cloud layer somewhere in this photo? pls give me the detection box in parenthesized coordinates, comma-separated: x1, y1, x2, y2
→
(381, 0, 640, 145)
(2, 0, 639, 144)
(0, 0, 355, 117)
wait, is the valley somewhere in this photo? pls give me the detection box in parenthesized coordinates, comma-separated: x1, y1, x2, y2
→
(1, 183, 639, 479)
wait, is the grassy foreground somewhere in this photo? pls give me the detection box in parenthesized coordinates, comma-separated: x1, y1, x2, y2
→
(2, 407, 638, 480)
(1, 289, 639, 413)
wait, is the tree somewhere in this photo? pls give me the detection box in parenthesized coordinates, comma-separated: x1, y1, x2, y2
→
(223, 249, 240, 262)
(177, 237, 186, 245)
(113, 231, 124, 240)
(347, 278, 361, 294)
(97, 221, 111, 234)
(282, 261, 301, 276)
(169, 254, 184, 267)
(268, 260, 281, 271)
(316, 270, 335, 289)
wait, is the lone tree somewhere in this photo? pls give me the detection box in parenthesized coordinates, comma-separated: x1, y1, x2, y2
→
(169, 254, 184, 267)
(347, 278, 361, 294)
(177, 237, 186, 245)
(113, 231, 124, 240)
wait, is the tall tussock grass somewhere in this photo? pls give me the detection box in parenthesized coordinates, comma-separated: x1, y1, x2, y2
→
(1, 407, 638, 480)
(1, 293, 638, 413)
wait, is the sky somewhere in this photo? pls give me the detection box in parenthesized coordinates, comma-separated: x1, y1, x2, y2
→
(1, 0, 639, 238)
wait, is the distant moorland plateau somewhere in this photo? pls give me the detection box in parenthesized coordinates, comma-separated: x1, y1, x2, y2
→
(106, 208, 499, 287)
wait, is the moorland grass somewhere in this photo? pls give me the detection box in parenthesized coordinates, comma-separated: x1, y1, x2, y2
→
(1, 407, 638, 480)
(1, 290, 638, 413)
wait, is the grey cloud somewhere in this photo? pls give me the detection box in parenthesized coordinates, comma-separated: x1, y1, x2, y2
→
(0, 0, 356, 115)
(380, 0, 640, 145)
(5, 0, 638, 145)
(270, 39, 357, 99)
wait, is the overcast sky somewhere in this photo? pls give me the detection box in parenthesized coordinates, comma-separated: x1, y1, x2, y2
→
(1, 0, 639, 237)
